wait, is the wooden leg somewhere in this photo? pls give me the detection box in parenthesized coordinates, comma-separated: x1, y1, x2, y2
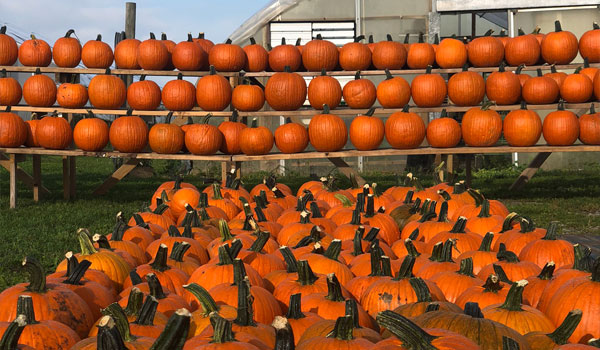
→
(327, 157, 367, 186)
(32, 155, 41, 202)
(9, 154, 16, 209)
(62, 156, 71, 200)
(447, 154, 454, 179)
(465, 155, 472, 188)
(0, 154, 50, 196)
(69, 156, 76, 199)
(93, 158, 140, 196)
(509, 152, 552, 191)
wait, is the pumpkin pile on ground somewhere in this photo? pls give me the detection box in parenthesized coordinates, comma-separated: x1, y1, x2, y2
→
(0, 173, 598, 349)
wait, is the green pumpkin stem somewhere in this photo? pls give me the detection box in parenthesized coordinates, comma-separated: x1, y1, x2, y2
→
(146, 273, 167, 300)
(296, 260, 319, 286)
(404, 239, 421, 258)
(232, 259, 248, 286)
(591, 257, 600, 282)
(218, 219, 234, 241)
(323, 239, 342, 261)
(368, 245, 383, 276)
(64, 259, 91, 285)
(478, 232, 494, 251)
(345, 299, 362, 328)
(449, 217, 467, 233)
(428, 242, 443, 262)
(169, 242, 191, 262)
(352, 229, 364, 256)
(499, 280, 527, 311)
(394, 255, 416, 280)
(22, 256, 47, 293)
(331, 316, 355, 341)
(183, 283, 221, 315)
(16, 295, 38, 324)
(464, 302, 485, 318)
(502, 336, 520, 350)
(363, 227, 380, 242)
(499, 213, 521, 233)
(279, 246, 298, 273)
(493, 264, 514, 284)
(149, 309, 190, 350)
(518, 28, 526, 36)
(133, 295, 158, 326)
(77, 228, 98, 255)
(537, 262, 556, 280)
(149, 245, 171, 272)
(286, 293, 305, 319)
(478, 200, 492, 218)
(234, 277, 256, 327)
(102, 303, 136, 342)
(380, 256, 393, 277)
(410, 277, 433, 302)
(554, 20, 563, 32)
(248, 230, 270, 253)
(546, 309, 583, 345)
(129, 271, 144, 285)
(0, 315, 28, 350)
(325, 274, 345, 302)
(542, 222, 560, 240)
(376, 311, 437, 350)
(457, 257, 475, 277)
(572, 244, 593, 273)
(273, 317, 295, 350)
(123, 287, 144, 317)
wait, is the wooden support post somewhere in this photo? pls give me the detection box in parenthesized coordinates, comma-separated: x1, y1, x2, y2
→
(69, 156, 76, 198)
(509, 152, 552, 191)
(327, 157, 367, 186)
(93, 158, 140, 196)
(9, 154, 16, 209)
(32, 155, 41, 202)
(0, 153, 50, 197)
(62, 156, 71, 200)
(446, 154, 454, 177)
(465, 155, 472, 187)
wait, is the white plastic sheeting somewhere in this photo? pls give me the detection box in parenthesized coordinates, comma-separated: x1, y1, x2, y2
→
(228, 0, 300, 44)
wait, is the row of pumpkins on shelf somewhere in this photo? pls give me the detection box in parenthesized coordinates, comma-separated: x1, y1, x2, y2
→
(1, 21, 600, 74)
(0, 174, 598, 349)
(3, 60, 600, 112)
(1, 101, 600, 155)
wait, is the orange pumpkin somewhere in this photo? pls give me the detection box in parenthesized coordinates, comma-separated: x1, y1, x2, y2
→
(426, 109, 461, 148)
(18, 35, 52, 67)
(73, 111, 109, 152)
(88, 69, 127, 109)
(505, 28, 540, 66)
(461, 104, 502, 147)
(522, 69, 559, 105)
(0, 107, 28, 148)
(35, 113, 73, 150)
(231, 79, 265, 112)
(447, 65, 485, 106)
(185, 116, 223, 155)
(208, 38, 246, 72)
(52, 29, 82, 68)
(196, 66, 232, 111)
(349, 107, 384, 151)
(127, 75, 162, 111)
(560, 67, 593, 103)
(308, 105, 347, 152)
(269, 37, 302, 72)
(149, 112, 184, 154)
(239, 118, 274, 155)
(385, 105, 426, 149)
(436, 37, 467, 69)
(81, 34, 114, 69)
(307, 70, 342, 110)
(114, 37, 141, 69)
(0, 26, 18, 66)
(218, 110, 247, 155)
(275, 118, 309, 154)
(579, 104, 600, 145)
(57, 81, 88, 109)
(243, 37, 268, 72)
(0, 69, 22, 106)
(411, 66, 447, 107)
(172, 33, 207, 71)
(467, 30, 504, 67)
(162, 73, 196, 111)
(377, 69, 411, 108)
(265, 66, 307, 111)
(22, 69, 56, 107)
(339, 35, 371, 71)
(407, 32, 435, 69)
(342, 71, 376, 109)
(503, 102, 542, 147)
(302, 34, 339, 71)
(580, 22, 600, 63)
(542, 102, 579, 146)
(109, 110, 149, 153)
(372, 34, 407, 70)
(486, 62, 521, 106)
(541, 20, 578, 65)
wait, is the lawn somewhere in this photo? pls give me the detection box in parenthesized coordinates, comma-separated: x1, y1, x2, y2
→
(1, 156, 600, 290)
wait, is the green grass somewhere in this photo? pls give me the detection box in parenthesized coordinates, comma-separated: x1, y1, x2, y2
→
(1, 156, 599, 290)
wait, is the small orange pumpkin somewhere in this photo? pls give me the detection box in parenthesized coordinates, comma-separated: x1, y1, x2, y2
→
(461, 104, 502, 147)
(73, 110, 109, 152)
(275, 118, 309, 154)
(385, 105, 426, 149)
(426, 109, 461, 148)
(349, 107, 384, 151)
(542, 101, 579, 146)
(239, 118, 274, 155)
(503, 101, 542, 147)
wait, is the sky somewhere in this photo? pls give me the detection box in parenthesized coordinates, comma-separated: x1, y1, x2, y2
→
(0, 0, 268, 45)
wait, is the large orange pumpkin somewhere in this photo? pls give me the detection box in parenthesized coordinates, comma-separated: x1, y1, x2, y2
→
(302, 34, 339, 71)
(407, 32, 435, 69)
(541, 20, 578, 65)
(209, 38, 247, 72)
(172, 33, 207, 71)
(73, 111, 109, 152)
(467, 29, 504, 67)
(269, 37, 302, 72)
(411, 66, 447, 107)
(35, 113, 73, 150)
(239, 118, 274, 155)
(385, 105, 426, 149)
(160, 33, 176, 70)
(0, 69, 22, 106)
(579, 104, 600, 145)
(426, 109, 461, 148)
(461, 104, 502, 147)
(22, 69, 56, 107)
(109, 110, 149, 153)
(127, 75, 162, 110)
(307, 70, 342, 110)
(114, 37, 141, 69)
(342, 71, 376, 109)
(218, 110, 247, 154)
(149, 112, 184, 154)
(137, 32, 169, 70)
(542, 102, 579, 146)
(376, 69, 411, 108)
(349, 107, 384, 151)
(196, 66, 232, 111)
(0, 26, 18, 66)
(88, 69, 127, 109)
(372, 34, 407, 70)
(503, 102, 542, 147)
(486, 62, 521, 105)
(308, 105, 347, 152)
(162, 73, 196, 111)
(232, 79, 265, 112)
(52, 29, 81, 68)
(339, 35, 371, 71)
(185, 116, 223, 155)
(81, 34, 114, 69)
(275, 118, 309, 154)
(57, 81, 88, 109)
(522, 69, 559, 105)
(243, 37, 268, 72)
(505, 28, 540, 66)
(0, 107, 28, 148)
(560, 67, 593, 103)
(436, 37, 467, 68)
(18, 35, 52, 67)
(265, 66, 307, 111)
(579, 22, 600, 63)
(447, 65, 485, 106)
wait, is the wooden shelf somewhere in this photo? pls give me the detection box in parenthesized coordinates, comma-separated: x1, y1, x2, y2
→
(0, 147, 231, 161)
(2, 102, 596, 118)
(0, 62, 595, 78)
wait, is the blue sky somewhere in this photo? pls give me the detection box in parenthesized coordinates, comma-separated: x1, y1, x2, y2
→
(0, 0, 267, 45)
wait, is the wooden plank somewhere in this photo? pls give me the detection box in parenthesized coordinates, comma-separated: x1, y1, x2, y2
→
(93, 158, 140, 196)
(32, 155, 41, 202)
(9, 154, 16, 209)
(327, 157, 367, 186)
(509, 152, 552, 191)
(62, 156, 71, 200)
(0, 154, 50, 196)
(0, 147, 232, 160)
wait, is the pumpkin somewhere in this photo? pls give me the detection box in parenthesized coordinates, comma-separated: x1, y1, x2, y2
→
(22, 69, 56, 107)
(159, 33, 176, 70)
(81, 34, 113, 68)
(24, 113, 40, 147)
(448, 65, 485, 106)
(35, 113, 73, 150)
(0, 107, 27, 148)
(125, 75, 161, 110)
(185, 116, 223, 155)
(196, 66, 232, 111)
(339, 35, 371, 71)
(342, 71, 376, 109)
(216, 110, 246, 154)
(109, 110, 149, 153)
(302, 34, 338, 71)
(525, 309, 583, 350)
(581, 58, 599, 82)
(172, 33, 207, 71)
(162, 73, 196, 111)
(372, 34, 407, 70)
(505, 28, 541, 66)
(239, 118, 274, 155)
(88, 69, 127, 109)
(0, 69, 22, 106)
(518, 222, 574, 269)
(580, 22, 600, 63)
(522, 69, 559, 104)
(426, 109, 461, 148)
(561, 67, 593, 103)
(275, 117, 309, 154)
(522, 262, 556, 309)
(209, 38, 246, 72)
(545, 65, 568, 89)
(461, 104, 502, 147)
(296, 315, 374, 350)
(349, 107, 384, 151)
(114, 37, 141, 69)
(269, 37, 302, 72)
(542, 102, 579, 146)
(468, 29, 504, 67)
(18, 34, 52, 67)
(486, 62, 521, 105)
(541, 20, 578, 65)
(384, 105, 425, 149)
(57, 81, 88, 109)
(243, 37, 268, 72)
(457, 233, 497, 275)
(308, 105, 347, 152)
(455, 274, 509, 310)
(308, 69, 342, 110)
(231, 79, 265, 112)
(429, 257, 483, 303)
(478, 251, 541, 283)
(411, 65, 447, 107)
(407, 32, 435, 69)
(503, 102, 542, 147)
(0, 315, 35, 350)
(51, 29, 81, 68)
(265, 66, 307, 111)
(0, 26, 18, 66)
(193, 32, 215, 57)
(376, 69, 411, 108)
(436, 37, 467, 68)
(579, 104, 600, 145)
(149, 112, 184, 154)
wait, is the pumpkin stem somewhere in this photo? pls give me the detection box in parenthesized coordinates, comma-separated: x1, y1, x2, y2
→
(428, 241, 443, 262)
(169, 242, 190, 263)
(376, 311, 438, 350)
(518, 28, 526, 36)
(147, 273, 167, 300)
(499, 280, 527, 311)
(22, 256, 47, 293)
(331, 316, 355, 341)
(234, 277, 256, 327)
(232, 258, 248, 286)
(280, 37, 286, 45)
(286, 293, 305, 319)
(354, 34, 365, 42)
(278, 247, 298, 274)
(209, 313, 237, 344)
(149, 309, 190, 350)
(352, 229, 364, 256)
(402, 104, 410, 112)
(344, 299, 362, 329)
(129, 270, 144, 285)
(462, 63, 469, 71)
(368, 34, 374, 43)
(478, 232, 494, 252)
(482, 274, 504, 293)
(403, 33, 410, 44)
(0, 26, 6, 35)
(150, 244, 171, 272)
(296, 260, 319, 285)
(434, 33, 439, 44)
(273, 317, 294, 350)
(394, 255, 416, 280)
(197, 32, 205, 39)
(572, 244, 593, 272)
(404, 238, 421, 258)
(325, 273, 345, 302)
(209, 65, 217, 75)
(248, 37, 257, 45)
(544, 309, 583, 345)
(411, 277, 433, 302)
(536, 68, 543, 77)
(316, 34, 323, 40)
(497, 249, 521, 263)
(425, 303, 440, 312)
(133, 295, 158, 326)
(324, 239, 342, 261)
(0, 315, 28, 350)
(457, 257, 475, 277)
(363, 227, 380, 242)
(184, 283, 221, 316)
(464, 302, 485, 318)
(477, 200, 492, 218)
(123, 287, 144, 317)
(588, 339, 600, 347)
(493, 264, 514, 284)
(418, 32, 424, 43)
(591, 257, 600, 282)
(537, 262, 556, 280)
(386, 34, 393, 41)
(102, 303, 136, 342)
(554, 20, 563, 32)
(368, 245, 383, 276)
(63, 259, 91, 285)
(16, 295, 38, 325)
(225, 38, 232, 44)
(449, 217, 467, 233)
(502, 336, 520, 350)
(380, 255, 393, 277)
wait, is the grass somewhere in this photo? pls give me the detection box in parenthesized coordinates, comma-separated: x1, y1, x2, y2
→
(1, 156, 599, 290)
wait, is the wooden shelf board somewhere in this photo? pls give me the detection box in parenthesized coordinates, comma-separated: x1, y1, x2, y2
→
(0, 148, 231, 161)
